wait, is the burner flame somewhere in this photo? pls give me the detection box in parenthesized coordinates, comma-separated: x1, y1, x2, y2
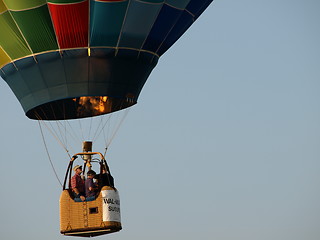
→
(73, 96, 111, 117)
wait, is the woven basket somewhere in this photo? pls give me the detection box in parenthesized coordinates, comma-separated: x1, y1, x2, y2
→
(60, 186, 122, 237)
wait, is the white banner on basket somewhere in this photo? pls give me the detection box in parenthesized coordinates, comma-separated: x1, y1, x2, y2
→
(102, 190, 121, 222)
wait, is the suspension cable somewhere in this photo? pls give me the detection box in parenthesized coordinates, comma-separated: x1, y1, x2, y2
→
(51, 120, 82, 153)
(88, 116, 93, 140)
(54, 120, 67, 147)
(102, 108, 130, 149)
(37, 119, 71, 154)
(38, 121, 63, 187)
(92, 114, 112, 142)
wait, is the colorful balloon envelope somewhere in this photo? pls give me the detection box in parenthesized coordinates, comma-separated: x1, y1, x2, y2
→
(0, 0, 213, 120)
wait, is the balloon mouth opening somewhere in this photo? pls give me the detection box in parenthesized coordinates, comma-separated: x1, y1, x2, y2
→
(26, 96, 136, 120)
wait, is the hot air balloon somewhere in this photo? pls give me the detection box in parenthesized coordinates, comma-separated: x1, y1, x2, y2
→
(0, 0, 213, 237)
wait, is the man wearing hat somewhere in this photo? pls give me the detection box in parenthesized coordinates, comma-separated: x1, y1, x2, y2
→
(71, 165, 85, 202)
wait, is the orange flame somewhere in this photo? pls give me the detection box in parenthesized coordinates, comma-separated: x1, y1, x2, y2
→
(73, 96, 111, 116)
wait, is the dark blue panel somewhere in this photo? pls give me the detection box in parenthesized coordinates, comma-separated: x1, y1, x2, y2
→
(116, 49, 139, 59)
(90, 48, 115, 58)
(118, 1, 161, 49)
(186, 0, 213, 19)
(157, 11, 193, 56)
(36, 52, 66, 88)
(142, 5, 183, 53)
(62, 49, 89, 85)
(14, 57, 47, 93)
(7, 56, 52, 112)
(157, 0, 213, 55)
(62, 49, 89, 97)
(139, 51, 159, 66)
(88, 48, 158, 98)
(1, 63, 31, 101)
(1, 63, 18, 77)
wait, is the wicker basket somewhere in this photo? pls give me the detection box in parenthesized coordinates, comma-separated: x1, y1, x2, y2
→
(60, 186, 122, 237)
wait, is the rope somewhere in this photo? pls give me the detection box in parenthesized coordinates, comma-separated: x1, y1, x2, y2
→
(38, 121, 63, 187)
(105, 108, 130, 149)
(78, 118, 84, 140)
(62, 120, 78, 153)
(50, 120, 67, 149)
(35, 112, 80, 154)
(88, 116, 93, 140)
(37, 118, 71, 154)
(92, 114, 112, 142)
(52, 120, 81, 154)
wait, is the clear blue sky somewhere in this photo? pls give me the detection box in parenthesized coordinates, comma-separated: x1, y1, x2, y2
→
(1, 1, 320, 240)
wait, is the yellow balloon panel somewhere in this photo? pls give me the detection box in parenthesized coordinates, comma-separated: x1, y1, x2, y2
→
(0, 1, 7, 13)
(0, 46, 11, 68)
(2, 0, 46, 11)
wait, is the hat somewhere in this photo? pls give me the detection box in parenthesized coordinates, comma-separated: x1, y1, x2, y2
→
(87, 170, 96, 176)
(73, 165, 82, 171)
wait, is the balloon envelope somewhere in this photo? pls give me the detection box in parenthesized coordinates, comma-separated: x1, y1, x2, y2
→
(0, 0, 213, 120)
